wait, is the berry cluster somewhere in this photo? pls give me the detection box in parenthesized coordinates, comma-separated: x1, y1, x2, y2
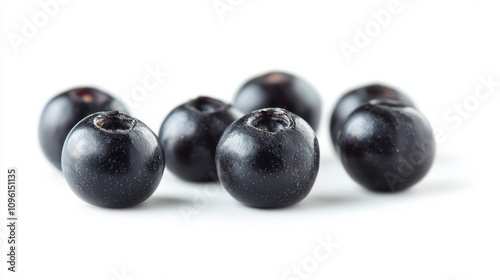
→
(39, 72, 435, 209)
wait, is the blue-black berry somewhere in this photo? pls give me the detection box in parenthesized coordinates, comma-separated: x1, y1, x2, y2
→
(62, 111, 164, 208)
(330, 84, 414, 151)
(216, 108, 320, 208)
(338, 100, 435, 192)
(39, 87, 128, 170)
(159, 96, 242, 182)
(234, 71, 322, 131)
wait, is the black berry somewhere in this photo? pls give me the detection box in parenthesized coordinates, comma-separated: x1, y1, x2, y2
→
(216, 108, 320, 208)
(39, 87, 128, 170)
(338, 100, 435, 193)
(159, 96, 242, 182)
(330, 84, 414, 151)
(233, 71, 322, 131)
(61, 111, 164, 208)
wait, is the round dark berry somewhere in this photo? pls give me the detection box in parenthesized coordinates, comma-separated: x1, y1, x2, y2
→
(61, 111, 164, 208)
(216, 108, 320, 208)
(159, 96, 242, 182)
(39, 87, 128, 170)
(330, 84, 414, 151)
(338, 100, 435, 193)
(233, 71, 322, 131)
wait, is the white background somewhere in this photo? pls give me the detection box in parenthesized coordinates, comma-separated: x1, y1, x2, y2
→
(2, 1, 500, 279)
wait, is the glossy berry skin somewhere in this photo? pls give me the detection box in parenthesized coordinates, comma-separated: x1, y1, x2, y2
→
(233, 71, 322, 131)
(62, 111, 164, 208)
(330, 84, 414, 151)
(39, 87, 128, 170)
(216, 108, 320, 208)
(338, 100, 435, 193)
(159, 96, 242, 182)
